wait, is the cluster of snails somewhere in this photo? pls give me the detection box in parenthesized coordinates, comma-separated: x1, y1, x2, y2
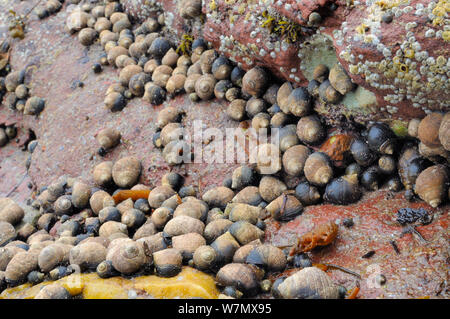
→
(34, 0, 64, 20)
(1, 69, 46, 116)
(0, 124, 17, 148)
(64, 1, 184, 111)
(0, 151, 346, 299)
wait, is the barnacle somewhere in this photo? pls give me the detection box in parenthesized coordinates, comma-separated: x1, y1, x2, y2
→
(289, 221, 338, 255)
(176, 34, 194, 56)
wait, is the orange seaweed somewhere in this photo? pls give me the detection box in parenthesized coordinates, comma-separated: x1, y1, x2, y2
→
(113, 189, 151, 204)
(347, 286, 360, 299)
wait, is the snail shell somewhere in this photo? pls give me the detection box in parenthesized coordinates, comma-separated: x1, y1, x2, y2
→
(296, 115, 325, 145)
(148, 37, 171, 58)
(418, 113, 443, 148)
(210, 232, 240, 266)
(161, 48, 179, 67)
(228, 203, 263, 225)
(230, 66, 245, 87)
(231, 166, 255, 191)
(225, 87, 241, 102)
(184, 74, 202, 94)
(153, 248, 183, 277)
(318, 80, 342, 104)
(277, 267, 339, 299)
(439, 112, 450, 151)
(287, 88, 312, 117)
(66, 10, 90, 33)
(94, 17, 112, 33)
(121, 208, 146, 230)
(37, 243, 72, 273)
(263, 84, 280, 105)
(232, 239, 262, 263)
(180, 0, 202, 19)
(282, 145, 310, 176)
(378, 155, 396, 175)
(227, 99, 246, 121)
(112, 156, 141, 188)
(129, 72, 151, 97)
(104, 92, 126, 112)
(172, 232, 206, 260)
(324, 174, 361, 205)
(228, 221, 264, 245)
(212, 56, 232, 80)
(108, 240, 148, 275)
(246, 98, 267, 118)
(193, 245, 217, 271)
(367, 123, 396, 155)
(99, 221, 128, 239)
(151, 207, 173, 230)
(107, 46, 129, 66)
(156, 106, 181, 129)
(71, 181, 91, 209)
(136, 232, 168, 255)
(304, 152, 333, 186)
(251, 113, 271, 133)
(96, 260, 118, 278)
(173, 200, 208, 221)
(89, 190, 115, 215)
(232, 186, 262, 206)
(78, 28, 98, 46)
(328, 63, 354, 95)
(245, 244, 286, 272)
(96, 127, 121, 150)
(312, 64, 329, 83)
(295, 181, 321, 206)
(93, 161, 113, 187)
(162, 140, 192, 166)
(144, 58, 160, 74)
(259, 176, 287, 203)
(361, 166, 381, 191)
(279, 124, 299, 152)
(152, 65, 173, 87)
(166, 74, 186, 95)
(216, 263, 260, 297)
(27, 270, 45, 284)
(0, 198, 24, 225)
(350, 138, 376, 167)
(415, 165, 449, 208)
(214, 80, 233, 100)
(408, 118, 421, 138)
(242, 67, 269, 98)
(195, 74, 216, 100)
(143, 82, 166, 105)
(204, 219, 233, 243)
(5, 251, 39, 286)
(202, 186, 234, 209)
(148, 185, 176, 209)
(163, 215, 205, 237)
(199, 49, 218, 74)
(276, 82, 293, 114)
(266, 195, 303, 221)
(187, 61, 202, 76)
(69, 242, 106, 271)
(0, 245, 23, 270)
(24, 96, 46, 115)
(35, 284, 71, 299)
(254, 143, 282, 175)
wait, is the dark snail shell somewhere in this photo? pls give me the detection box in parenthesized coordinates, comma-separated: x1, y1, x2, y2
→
(212, 56, 232, 80)
(121, 208, 146, 230)
(263, 84, 280, 105)
(386, 176, 403, 192)
(232, 186, 263, 206)
(96, 260, 119, 278)
(245, 244, 287, 272)
(367, 123, 396, 155)
(361, 166, 381, 191)
(266, 195, 303, 222)
(231, 165, 256, 190)
(210, 232, 240, 266)
(307, 80, 320, 97)
(400, 157, 433, 191)
(129, 72, 151, 97)
(345, 163, 362, 177)
(324, 174, 361, 205)
(279, 124, 300, 152)
(295, 181, 321, 206)
(148, 37, 171, 58)
(216, 263, 260, 297)
(287, 87, 312, 117)
(27, 270, 45, 284)
(350, 138, 376, 167)
(230, 66, 245, 87)
(153, 248, 182, 277)
(228, 221, 264, 245)
(318, 80, 342, 104)
(214, 80, 233, 99)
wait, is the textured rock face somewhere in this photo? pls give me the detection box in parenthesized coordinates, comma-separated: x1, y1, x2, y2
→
(122, 0, 449, 122)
